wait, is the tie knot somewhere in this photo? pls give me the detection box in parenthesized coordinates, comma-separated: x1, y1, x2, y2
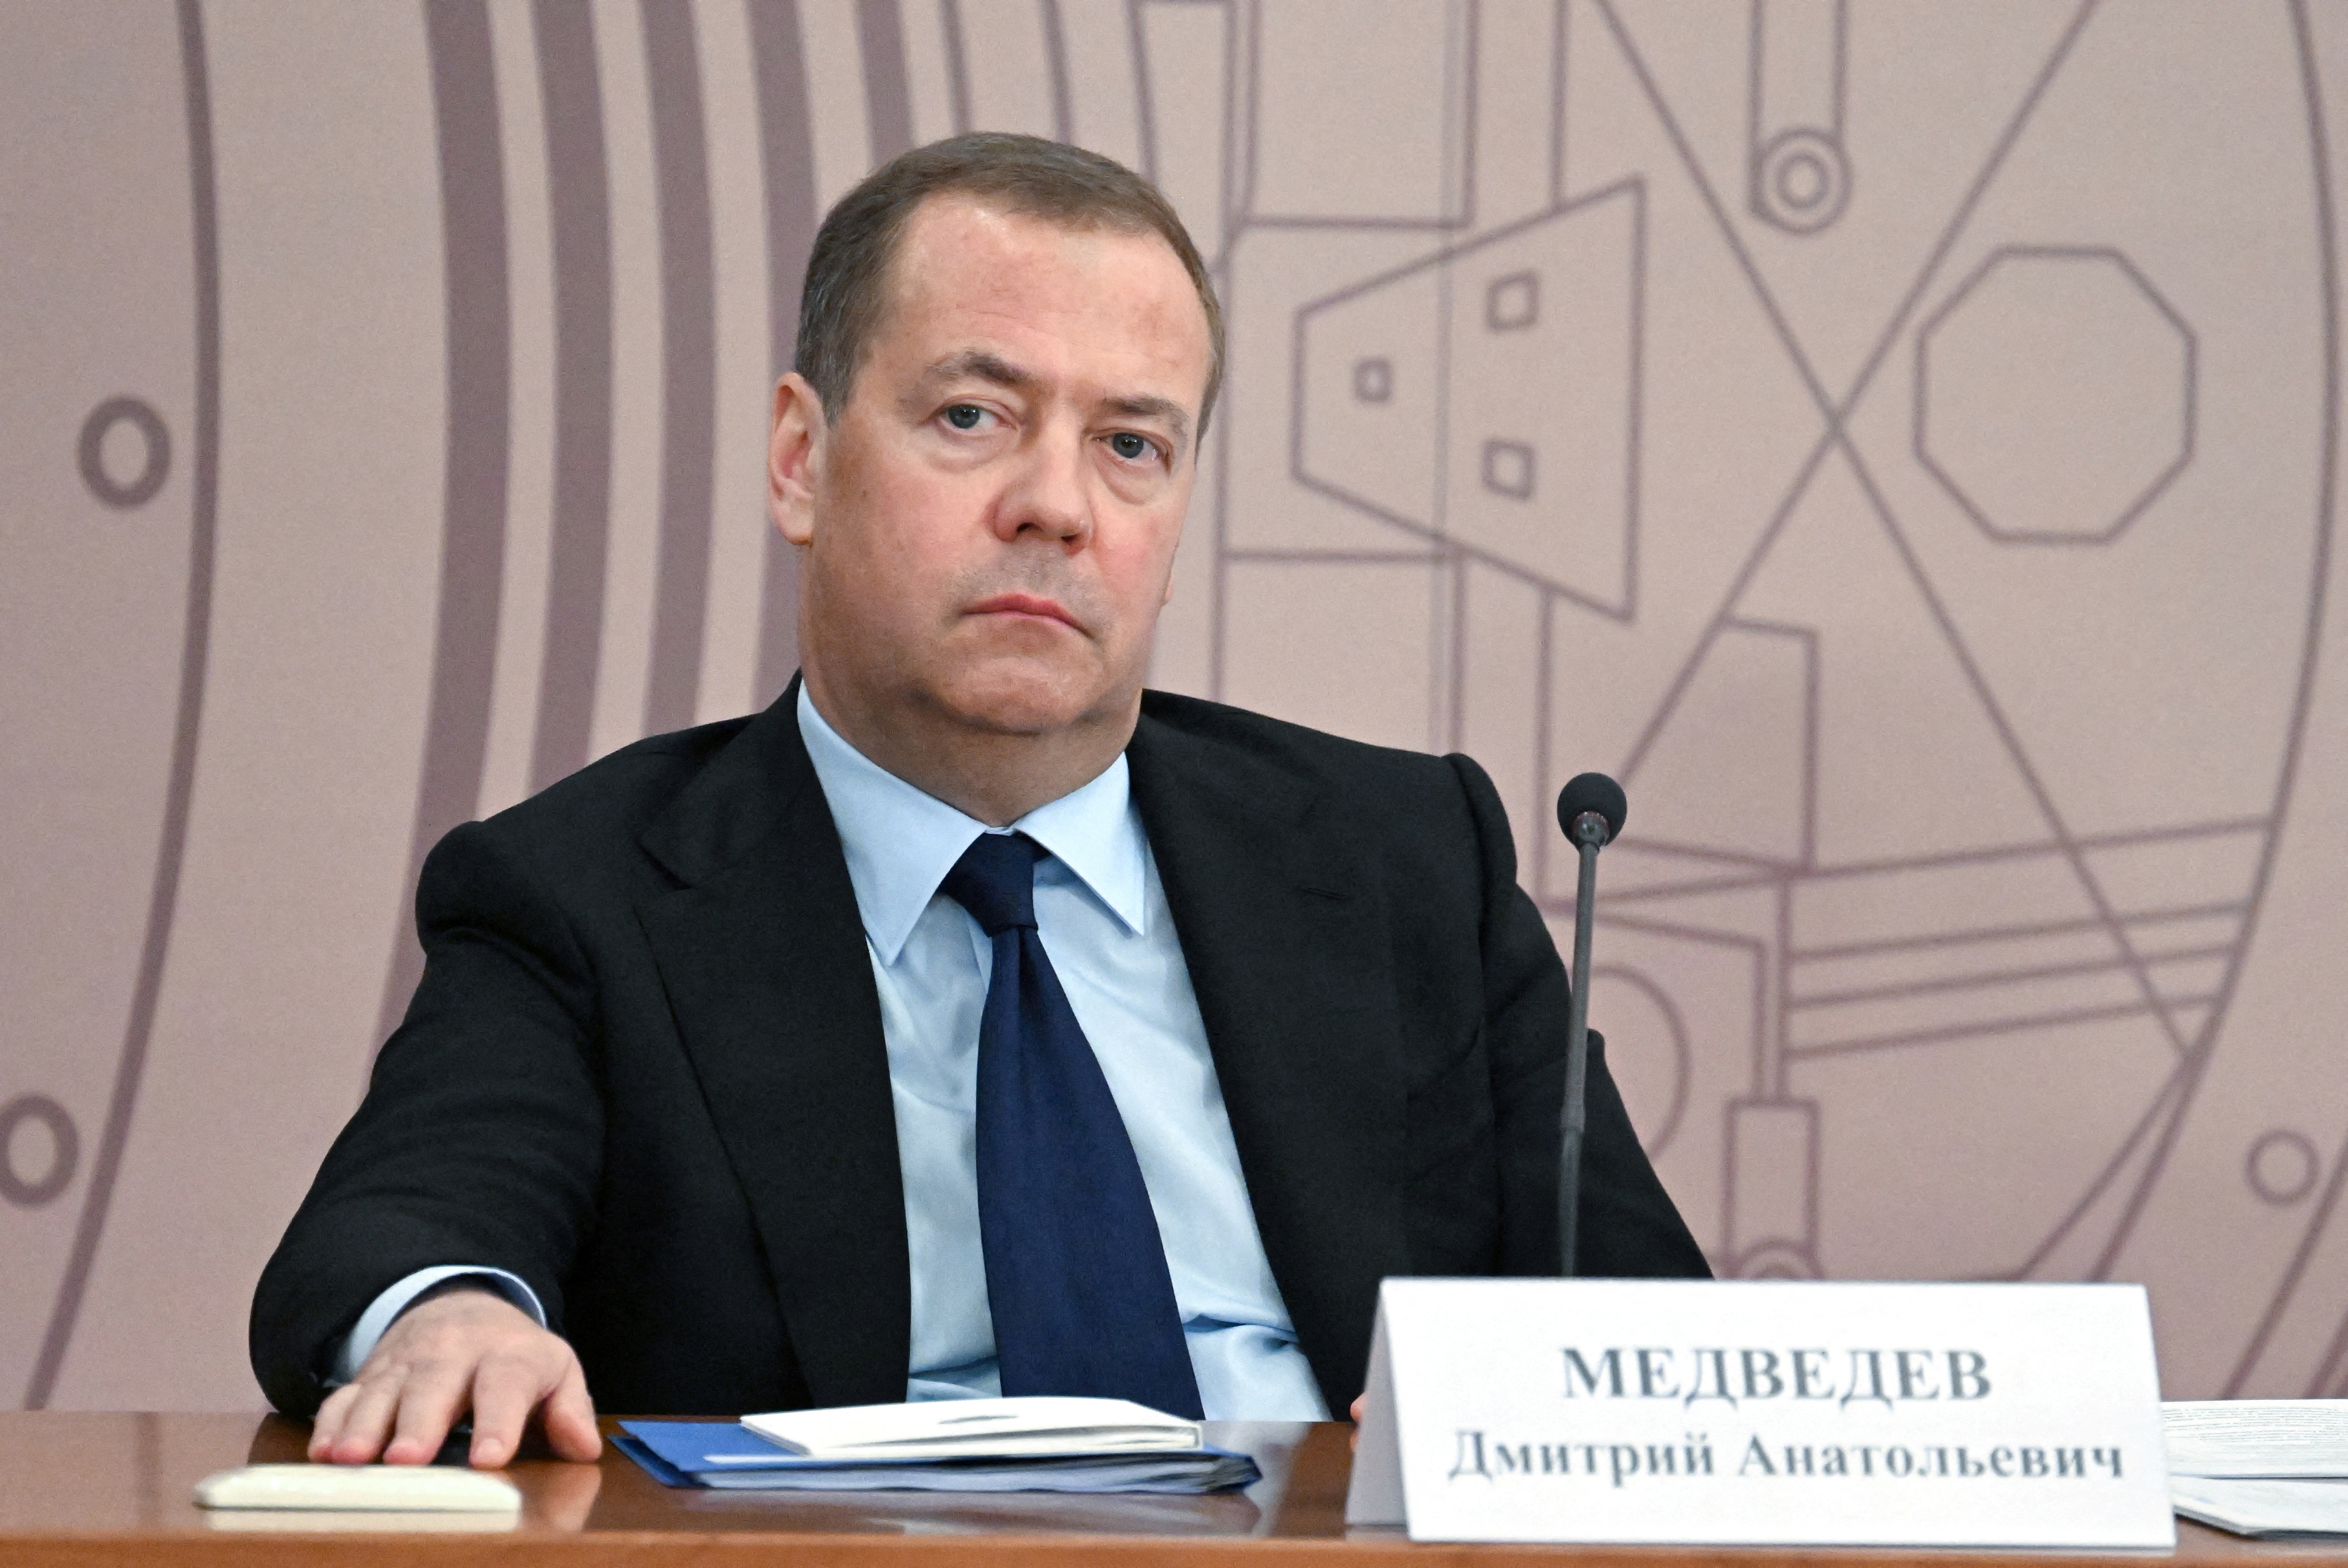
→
(941, 832, 1044, 934)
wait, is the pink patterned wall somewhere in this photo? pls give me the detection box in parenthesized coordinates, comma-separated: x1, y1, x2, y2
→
(6, 0, 2348, 1410)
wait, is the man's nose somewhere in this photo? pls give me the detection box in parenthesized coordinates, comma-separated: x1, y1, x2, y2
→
(995, 426, 1092, 545)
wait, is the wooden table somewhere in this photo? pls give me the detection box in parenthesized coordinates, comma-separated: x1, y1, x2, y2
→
(0, 1413, 2339, 1565)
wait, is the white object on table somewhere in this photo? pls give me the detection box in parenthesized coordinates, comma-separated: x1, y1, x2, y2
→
(2172, 1475, 2348, 1538)
(2165, 1400, 2348, 1479)
(742, 1396, 1200, 1459)
(1347, 1277, 2174, 1549)
(192, 1464, 521, 1512)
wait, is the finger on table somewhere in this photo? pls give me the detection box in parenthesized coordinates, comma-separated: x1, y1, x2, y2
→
(324, 1370, 417, 1466)
(541, 1360, 602, 1462)
(379, 1358, 476, 1466)
(464, 1346, 562, 1468)
(306, 1382, 362, 1462)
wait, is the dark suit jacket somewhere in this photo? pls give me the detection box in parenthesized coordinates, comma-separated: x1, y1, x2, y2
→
(252, 686, 1707, 1420)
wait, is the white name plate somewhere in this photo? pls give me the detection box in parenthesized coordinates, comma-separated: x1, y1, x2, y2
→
(1347, 1278, 2173, 1549)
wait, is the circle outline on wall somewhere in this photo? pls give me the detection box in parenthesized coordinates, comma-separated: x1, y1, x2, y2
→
(0, 1095, 80, 1208)
(1751, 126, 1852, 235)
(2247, 1129, 2321, 1206)
(77, 395, 172, 510)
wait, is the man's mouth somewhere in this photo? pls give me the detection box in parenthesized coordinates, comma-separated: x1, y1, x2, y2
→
(967, 592, 1081, 631)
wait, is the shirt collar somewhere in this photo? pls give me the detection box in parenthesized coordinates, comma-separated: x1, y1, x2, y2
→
(795, 685, 1148, 963)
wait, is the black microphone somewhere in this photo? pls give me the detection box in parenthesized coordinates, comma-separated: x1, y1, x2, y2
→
(1554, 772, 1627, 1278)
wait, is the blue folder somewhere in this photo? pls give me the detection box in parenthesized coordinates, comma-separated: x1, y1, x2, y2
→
(616, 1420, 1259, 1494)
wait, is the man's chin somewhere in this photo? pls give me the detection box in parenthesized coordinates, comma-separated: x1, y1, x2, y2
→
(928, 666, 1134, 740)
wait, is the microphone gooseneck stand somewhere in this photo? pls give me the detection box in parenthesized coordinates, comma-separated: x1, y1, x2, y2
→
(1554, 773, 1626, 1280)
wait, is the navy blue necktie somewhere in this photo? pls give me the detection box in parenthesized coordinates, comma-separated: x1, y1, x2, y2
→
(940, 831, 1204, 1419)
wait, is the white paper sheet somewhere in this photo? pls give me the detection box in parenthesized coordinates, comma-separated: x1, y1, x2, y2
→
(2164, 1400, 2348, 1479)
(741, 1396, 1201, 1459)
(2172, 1475, 2348, 1537)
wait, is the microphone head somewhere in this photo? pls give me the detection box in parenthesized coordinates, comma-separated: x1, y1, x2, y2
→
(1556, 773, 1628, 847)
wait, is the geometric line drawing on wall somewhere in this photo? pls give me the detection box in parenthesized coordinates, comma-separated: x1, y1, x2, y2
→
(371, 0, 835, 1063)
(1747, 0, 1851, 236)
(1250, 0, 2337, 1363)
(1916, 246, 2197, 544)
(10, 0, 852, 1409)
(18, 0, 220, 1410)
(2215, 0, 2343, 1398)
(1559, 0, 2328, 1320)
(1294, 180, 1644, 622)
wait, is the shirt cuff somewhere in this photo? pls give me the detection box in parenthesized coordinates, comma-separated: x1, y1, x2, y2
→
(328, 1266, 547, 1386)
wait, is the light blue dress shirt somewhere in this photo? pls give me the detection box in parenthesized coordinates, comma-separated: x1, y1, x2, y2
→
(795, 689, 1326, 1419)
(340, 691, 1328, 1421)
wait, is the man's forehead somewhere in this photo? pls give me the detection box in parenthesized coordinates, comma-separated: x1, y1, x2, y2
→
(894, 190, 1140, 269)
(882, 196, 1204, 343)
(871, 197, 1209, 402)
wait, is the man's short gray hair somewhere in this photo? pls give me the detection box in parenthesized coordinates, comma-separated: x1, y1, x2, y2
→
(794, 132, 1225, 437)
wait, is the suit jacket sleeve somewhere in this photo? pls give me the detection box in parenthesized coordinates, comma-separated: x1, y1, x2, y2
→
(249, 820, 607, 1417)
(1448, 754, 1711, 1279)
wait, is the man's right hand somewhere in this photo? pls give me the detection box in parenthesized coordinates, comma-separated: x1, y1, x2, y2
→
(307, 1285, 601, 1468)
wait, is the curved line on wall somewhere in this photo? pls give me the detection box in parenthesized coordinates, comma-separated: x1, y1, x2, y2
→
(2017, 1066, 2189, 1279)
(24, 0, 222, 1409)
(374, 0, 514, 1060)
(1039, 0, 1074, 145)
(2213, 0, 2343, 1394)
(856, 0, 913, 165)
(642, 0, 717, 734)
(752, 0, 816, 704)
(530, 0, 616, 790)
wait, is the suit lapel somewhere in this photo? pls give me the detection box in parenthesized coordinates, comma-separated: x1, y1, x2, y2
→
(635, 688, 911, 1408)
(1127, 707, 1410, 1409)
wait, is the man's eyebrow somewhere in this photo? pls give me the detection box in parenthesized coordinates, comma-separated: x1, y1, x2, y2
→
(922, 350, 1036, 391)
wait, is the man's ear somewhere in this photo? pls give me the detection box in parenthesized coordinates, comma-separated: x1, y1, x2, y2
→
(769, 373, 824, 547)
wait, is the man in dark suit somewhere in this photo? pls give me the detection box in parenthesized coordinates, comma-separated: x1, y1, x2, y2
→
(255, 133, 1706, 1470)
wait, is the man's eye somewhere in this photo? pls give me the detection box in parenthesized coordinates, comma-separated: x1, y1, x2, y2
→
(1108, 432, 1152, 461)
(944, 405, 984, 430)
